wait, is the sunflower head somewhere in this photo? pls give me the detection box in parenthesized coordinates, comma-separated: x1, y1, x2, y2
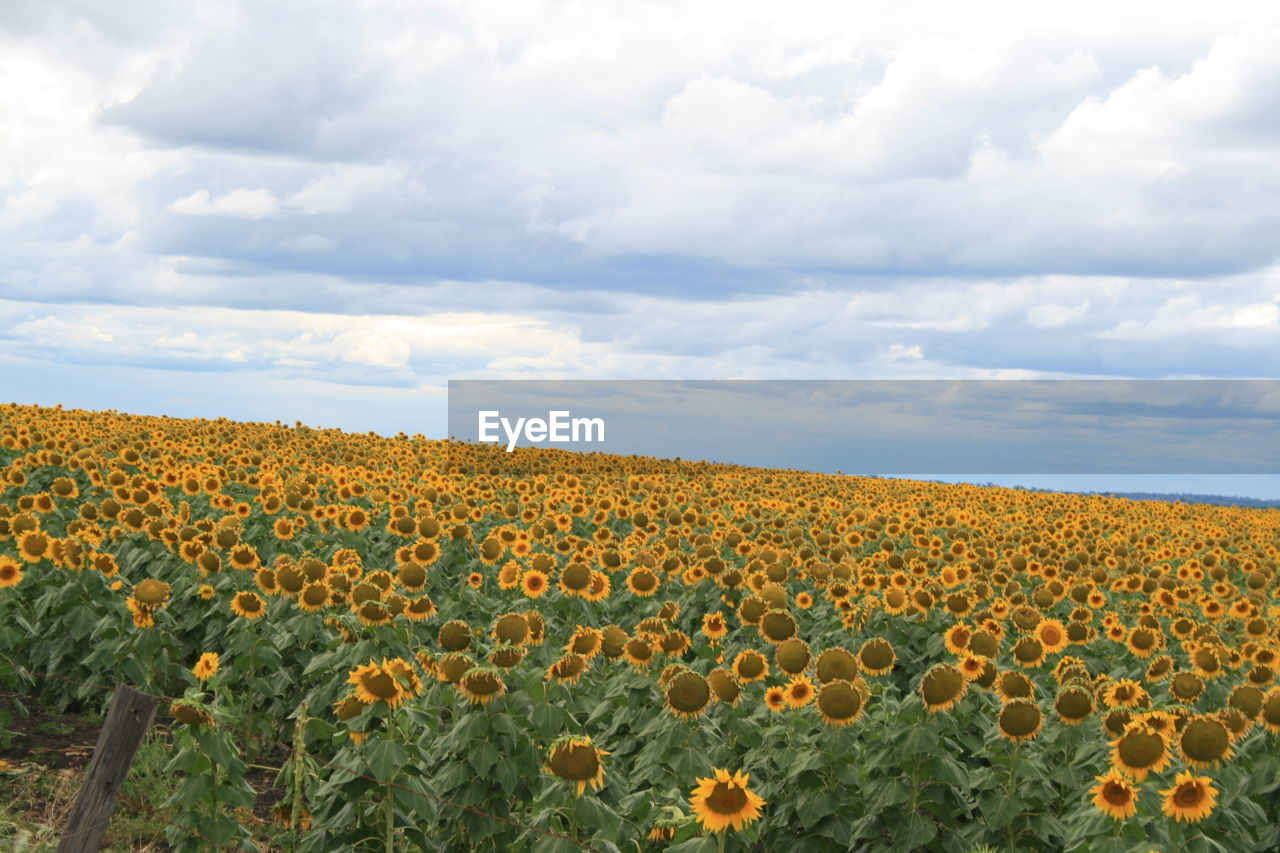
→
(997, 700, 1043, 743)
(689, 768, 765, 833)
(665, 671, 712, 719)
(816, 679, 866, 727)
(1161, 771, 1218, 823)
(545, 735, 608, 797)
(919, 664, 967, 713)
(1090, 768, 1139, 820)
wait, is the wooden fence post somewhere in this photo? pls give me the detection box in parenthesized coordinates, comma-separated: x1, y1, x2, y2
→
(57, 684, 163, 853)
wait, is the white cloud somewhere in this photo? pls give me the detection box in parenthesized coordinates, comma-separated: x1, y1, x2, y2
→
(169, 188, 280, 218)
(1027, 301, 1090, 328)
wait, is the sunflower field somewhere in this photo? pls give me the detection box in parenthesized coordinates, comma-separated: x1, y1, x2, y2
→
(2, 402, 1279, 852)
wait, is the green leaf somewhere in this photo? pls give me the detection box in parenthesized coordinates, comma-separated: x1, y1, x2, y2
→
(364, 737, 408, 783)
(468, 739, 500, 776)
(901, 812, 937, 850)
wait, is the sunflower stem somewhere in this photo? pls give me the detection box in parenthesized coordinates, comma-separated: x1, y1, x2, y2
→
(717, 829, 728, 853)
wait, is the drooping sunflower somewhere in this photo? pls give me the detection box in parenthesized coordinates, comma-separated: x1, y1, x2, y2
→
(997, 700, 1043, 743)
(919, 664, 967, 713)
(1090, 768, 1139, 820)
(856, 639, 895, 677)
(1161, 771, 1218, 823)
(666, 671, 713, 719)
(230, 590, 265, 620)
(995, 670, 1036, 704)
(1110, 724, 1171, 781)
(547, 653, 590, 686)
(544, 735, 608, 797)
(815, 679, 866, 727)
(775, 638, 811, 675)
(707, 668, 741, 706)
(623, 637, 656, 669)
(758, 609, 797, 644)
(192, 652, 219, 680)
(732, 649, 770, 683)
(688, 768, 765, 833)
(348, 659, 405, 707)
(458, 666, 506, 705)
(1054, 686, 1095, 725)
(566, 625, 603, 659)
(1177, 717, 1233, 769)
(1260, 687, 1280, 733)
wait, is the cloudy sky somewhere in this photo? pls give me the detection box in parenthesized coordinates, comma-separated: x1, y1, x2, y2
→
(2, 1, 1279, 480)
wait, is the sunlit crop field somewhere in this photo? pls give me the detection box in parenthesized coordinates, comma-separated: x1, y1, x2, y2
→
(2, 403, 1279, 852)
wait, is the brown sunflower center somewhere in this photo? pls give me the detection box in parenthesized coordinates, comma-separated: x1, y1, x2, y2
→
(1102, 781, 1132, 806)
(706, 783, 749, 815)
(1174, 783, 1205, 807)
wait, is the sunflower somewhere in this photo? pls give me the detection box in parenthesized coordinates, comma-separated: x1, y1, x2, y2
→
(17, 531, 49, 563)
(665, 671, 713, 719)
(348, 659, 405, 707)
(197, 584, 215, 600)
(0, 557, 24, 588)
(544, 735, 608, 797)
(1090, 769, 1139, 820)
(919, 664, 967, 713)
(816, 679, 866, 727)
(758, 609, 797, 644)
(623, 637, 655, 669)
(230, 591, 265, 620)
(997, 700, 1043, 743)
(458, 666, 506, 705)
(1111, 724, 1171, 781)
(1054, 686, 1095, 725)
(857, 639, 895, 677)
(1011, 636, 1046, 668)
(1102, 679, 1148, 709)
(701, 611, 728, 643)
(943, 623, 972, 655)
(785, 673, 816, 708)
(438, 620, 472, 652)
(775, 638, 811, 675)
(1161, 771, 1218, 823)
(1169, 671, 1205, 704)
(626, 567, 660, 597)
(521, 569, 550, 599)
(170, 700, 214, 729)
(133, 578, 172, 609)
(547, 653, 589, 686)
(1177, 717, 1233, 768)
(732, 649, 770, 683)
(689, 768, 765, 833)
(707, 668, 741, 706)
(957, 654, 988, 681)
(764, 685, 787, 712)
(1035, 618, 1069, 654)
(1261, 687, 1280, 733)
(995, 670, 1036, 703)
(566, 625, 603, 659)
(192, 652, 219, 680)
